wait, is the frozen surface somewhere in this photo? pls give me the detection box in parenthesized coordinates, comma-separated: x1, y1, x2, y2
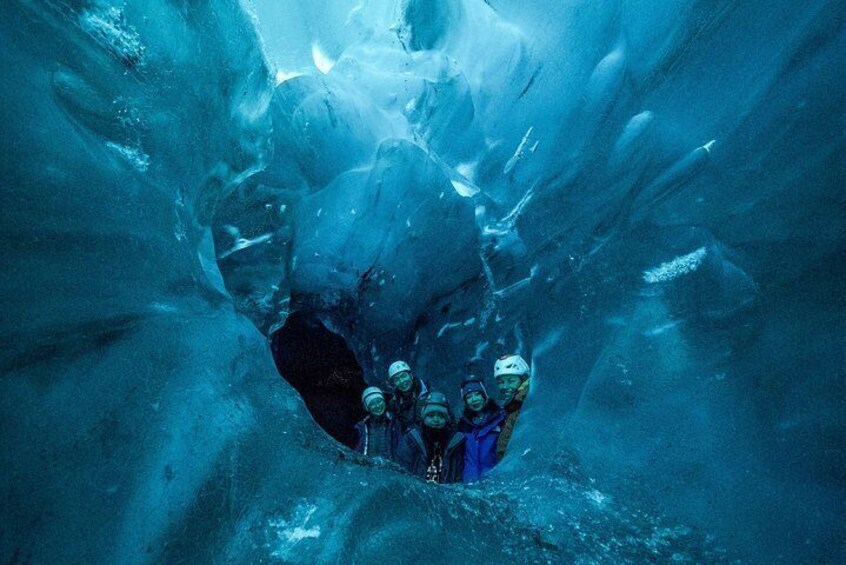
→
(2, 0, 844, 563)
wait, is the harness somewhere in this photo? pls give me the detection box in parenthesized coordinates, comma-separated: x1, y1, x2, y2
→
(425, 444, 443, 483)
(410, 429, 465, 484)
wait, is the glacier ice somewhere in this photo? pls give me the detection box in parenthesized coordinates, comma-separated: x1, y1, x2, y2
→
(1, 0, 844, 563)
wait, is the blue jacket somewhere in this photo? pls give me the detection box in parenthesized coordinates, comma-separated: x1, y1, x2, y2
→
(354, 412, 401, 459)
(457, 404, 505, 482)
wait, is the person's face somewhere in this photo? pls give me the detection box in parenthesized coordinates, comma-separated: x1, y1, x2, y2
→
(497, 374, 523, 403)
(464, 391, 486, 412)
(423, 411, 447, 429)
(391, 371, 413, 393)
(366, 397, 386, 417)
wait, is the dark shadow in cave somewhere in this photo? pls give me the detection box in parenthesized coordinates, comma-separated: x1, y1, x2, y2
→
(270, 312, 367, 448)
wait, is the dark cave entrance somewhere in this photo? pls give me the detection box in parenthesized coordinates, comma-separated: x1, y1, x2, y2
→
(270, 312, 367, 448)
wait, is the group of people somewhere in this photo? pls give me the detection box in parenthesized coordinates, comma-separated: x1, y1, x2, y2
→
(353, 354, 531, 484)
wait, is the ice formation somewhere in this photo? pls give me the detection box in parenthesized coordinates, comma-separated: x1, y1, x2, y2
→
(1, 0, 844, 563)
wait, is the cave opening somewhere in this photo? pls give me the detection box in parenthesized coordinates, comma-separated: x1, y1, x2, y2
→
(270, 311, 367, 448)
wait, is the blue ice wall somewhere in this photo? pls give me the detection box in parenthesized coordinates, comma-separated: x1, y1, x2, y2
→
(2, 0, 844, 563)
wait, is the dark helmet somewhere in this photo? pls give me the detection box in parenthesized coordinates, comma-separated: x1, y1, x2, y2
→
(421, 391, 450, 419)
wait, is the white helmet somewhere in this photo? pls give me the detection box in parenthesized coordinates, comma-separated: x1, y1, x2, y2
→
(361, 386, 384, 408)
(494, 354, 530, 380)
(388, 360, 411, 380)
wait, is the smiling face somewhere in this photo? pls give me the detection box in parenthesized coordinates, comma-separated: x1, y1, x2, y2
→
(423, 411, 447, 429)
(390, 370, 413, 394)
(497, 374, 523, 404)
(464, 390, 486, 412)
(365, 396, 386, 417)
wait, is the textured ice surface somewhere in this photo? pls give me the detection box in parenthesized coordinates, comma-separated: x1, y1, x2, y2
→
(642, 247, 707, 284)
(2, 0, 844, 563)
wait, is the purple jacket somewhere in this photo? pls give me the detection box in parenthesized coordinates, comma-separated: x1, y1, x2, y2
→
(458, 404, 505, 482)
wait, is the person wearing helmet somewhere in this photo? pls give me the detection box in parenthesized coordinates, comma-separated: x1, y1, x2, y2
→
(386, 360, 429, 434)
(354, 387, 401, 459)
(494, 354, 531, 460)
(457, 376, 505, 482)
(396, 392, 466, 484)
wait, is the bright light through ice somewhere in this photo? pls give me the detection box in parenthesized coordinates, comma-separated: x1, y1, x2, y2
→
(275, 69, 303, 85)
(311, 43, 335, 74)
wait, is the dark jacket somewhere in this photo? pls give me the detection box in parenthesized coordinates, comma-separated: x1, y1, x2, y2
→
(354, 412, 401, 459)
(397, 426, 466, 484)
(496, 379, 529, 460)
(389, 378, 429, 434)
(458, 402, 505, 482)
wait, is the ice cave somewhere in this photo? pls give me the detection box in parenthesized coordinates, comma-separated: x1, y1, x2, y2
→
(1, 0, 844, 563)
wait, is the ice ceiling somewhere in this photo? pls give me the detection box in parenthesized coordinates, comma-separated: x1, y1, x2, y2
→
(1, 0, 844, 563)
